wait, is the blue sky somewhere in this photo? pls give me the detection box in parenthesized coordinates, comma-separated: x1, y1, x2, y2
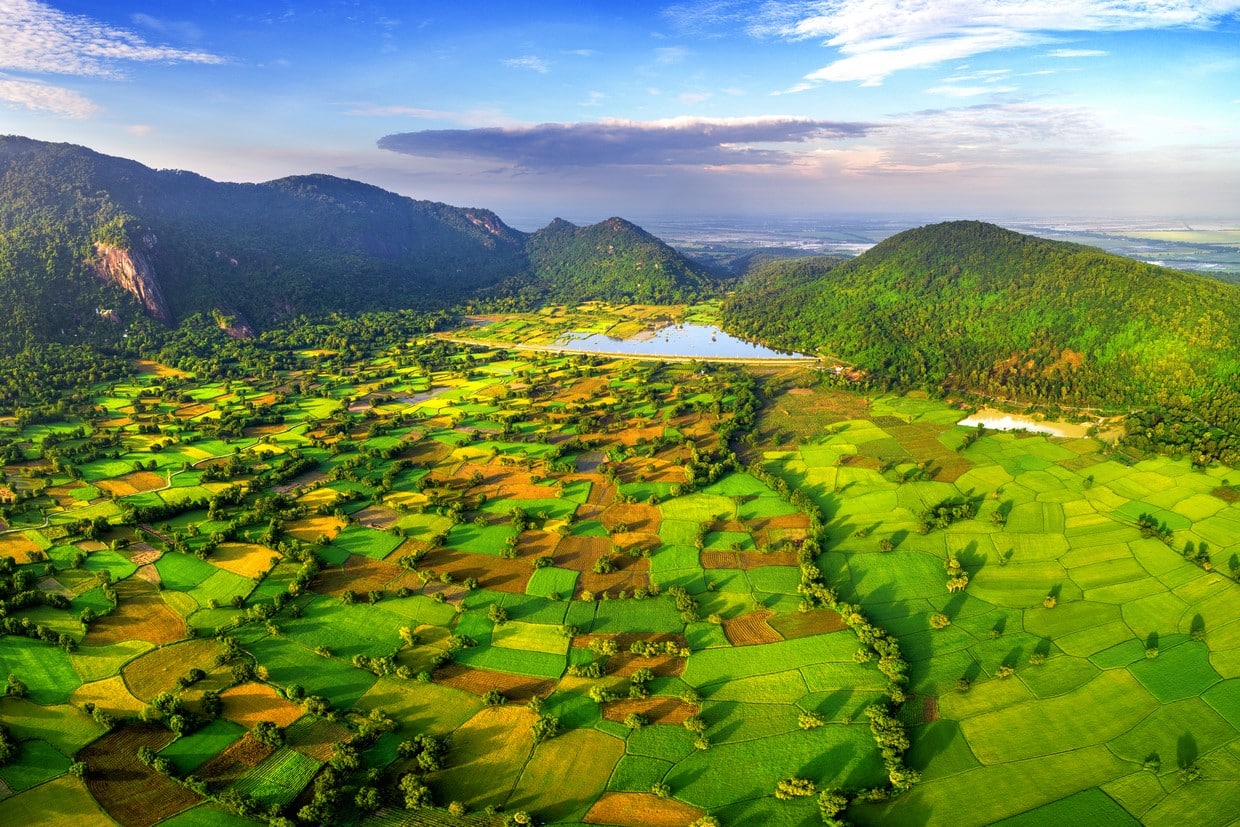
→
(1, 1, 1238, 226)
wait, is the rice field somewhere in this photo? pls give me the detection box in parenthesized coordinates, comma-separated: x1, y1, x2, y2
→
(1, 308, 1237, 827)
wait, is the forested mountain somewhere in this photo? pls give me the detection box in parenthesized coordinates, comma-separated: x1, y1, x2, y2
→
(0, 136, 530, 351)
(0, 138, 719, 354)
(518, 217, 719, 304)
(723, 221, 1240, 412)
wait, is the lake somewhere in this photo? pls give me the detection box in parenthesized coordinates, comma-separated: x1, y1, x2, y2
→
(553, 323, 810, 360)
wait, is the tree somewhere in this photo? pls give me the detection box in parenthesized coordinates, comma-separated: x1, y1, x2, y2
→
(251, 720, 284, 748)
(775, 777, 816, 799)
(398, 773, 433, 809)
(930, 613, 951, 629)
(487, 603, 509, 626)
(530, 714, 560, 743)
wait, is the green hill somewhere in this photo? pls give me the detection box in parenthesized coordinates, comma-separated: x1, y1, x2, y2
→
(724, 221, 1240, 406)
(519, 217, 718, 304)
(723, 221, 1240, 461)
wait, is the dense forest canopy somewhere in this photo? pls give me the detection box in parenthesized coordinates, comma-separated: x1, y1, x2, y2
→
(517, 217, 720, 305)
(724, 221, 1240, 408)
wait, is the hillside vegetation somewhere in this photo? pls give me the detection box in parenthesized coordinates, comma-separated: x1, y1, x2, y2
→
(723, 222, 1240, 460)
(519, 217, 718, 305)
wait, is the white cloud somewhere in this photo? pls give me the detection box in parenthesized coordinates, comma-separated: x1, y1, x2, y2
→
(125, 123, 154, 136)
(755, 0, 1240, 86)
(502, 55, 550, 74)
(927, 84, 1018, 97)
(130, 13, 203, 42)
(0, 0, 225, 77)
(0, 76, 98, 117)
(1046, 48, 1108, 57)
(679, 91, 713, 104)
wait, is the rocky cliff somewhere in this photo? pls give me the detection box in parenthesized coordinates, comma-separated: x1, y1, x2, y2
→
(89, 234, 171, 324)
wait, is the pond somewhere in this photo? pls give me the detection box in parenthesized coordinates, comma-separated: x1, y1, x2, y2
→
(553, 323, 810, 360)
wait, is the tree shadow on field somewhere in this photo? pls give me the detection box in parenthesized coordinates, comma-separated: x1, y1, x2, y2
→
(956, 540, 984, 572)
(1146, 631, 1160, 651)
(942, 592, 969, 619)
(812, 690, 855, 721)
(799, 742, 862, 787)
(1177, 732, 1198, 769)
(1190, 614, 1206, 639)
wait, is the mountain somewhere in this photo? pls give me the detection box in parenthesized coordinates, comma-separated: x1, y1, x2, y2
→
(0, 135, 531, 350)
(518, 216, 718, 304)
(0, 137, 718, 352)
(722, 220, 1240, 409)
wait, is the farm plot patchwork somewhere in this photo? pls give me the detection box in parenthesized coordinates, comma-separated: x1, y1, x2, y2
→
(2, 311, 1238, 827)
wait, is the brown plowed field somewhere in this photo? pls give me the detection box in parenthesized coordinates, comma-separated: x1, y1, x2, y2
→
(766, 608, 848, 640)
(218, 682, 305, 728)
(602, 696, 695, 726)
(435, 664, 555, 702)
(354, 505, 402, 530)
(723, 611, 783, 646)
(81, 724, 201, 827)
(90, 579, 184, 646)
(416, 548, 530, 594)
(599, 503, 661, 534)
(584, 792, 703, 827)
(314, 555, 419, 597)
(197, 733, 274, 787)
(604, 653, 685, 679)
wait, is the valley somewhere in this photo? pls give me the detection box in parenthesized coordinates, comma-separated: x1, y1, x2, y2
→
(0, 305, 1237, 827)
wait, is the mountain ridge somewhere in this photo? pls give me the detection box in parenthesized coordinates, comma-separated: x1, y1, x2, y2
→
(0, 136, 713, 351)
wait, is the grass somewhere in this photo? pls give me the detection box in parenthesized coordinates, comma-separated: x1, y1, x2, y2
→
(0, 637, 81, 704)
(959, 671, 1159, 764)
(354, 677, 483, 734)
(431, 706, 536, 810)
(0, 738, 71, 791)
(525, 566, 579, 598)
(683, 632, 859, 686)
(0, 698, 105, 755)
(158, 718, 247, 774)
(244, 636, 377, 708)
(154, 552, 218, 591)
(0, 774, 114, 826)
(507, 728, 626, 821)
(232, 747, 321, 808)
(665, 726, 885, 811)
(991, 787, 1138, 826)
(491, 621, 571, 655)
(332, 525, 404, 560)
